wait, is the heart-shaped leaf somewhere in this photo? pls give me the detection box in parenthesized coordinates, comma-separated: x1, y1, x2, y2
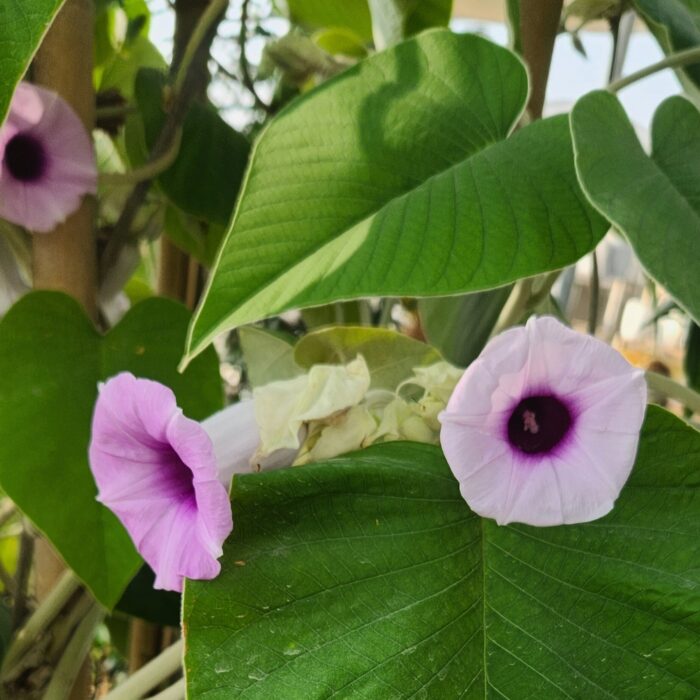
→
(0, 292, 221, 608)
(0, 0, 66, 125)
(185, 30, 607, 364)
(571, 91, 700, 324)
(184, 406, 700, 697)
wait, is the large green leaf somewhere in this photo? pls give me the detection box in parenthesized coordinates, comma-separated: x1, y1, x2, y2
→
(184, 406, 700, 698)
(134, 69, 250, 226)
(0, 0, 66, 126)
(0, 293, 221, 608)
(633, 0, 700, 92)
(295, 325, 441, 389)
(571, 91, 700, 324)
(185, 31, 607, 364)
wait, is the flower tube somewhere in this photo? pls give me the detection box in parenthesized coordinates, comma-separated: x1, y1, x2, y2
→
(89, 373, 246, 591)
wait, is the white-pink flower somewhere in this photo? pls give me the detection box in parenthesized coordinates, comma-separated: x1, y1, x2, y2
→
(439, 316, 647, 526)
(0, 82, 97, 233)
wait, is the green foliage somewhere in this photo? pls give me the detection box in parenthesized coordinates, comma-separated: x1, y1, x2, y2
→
(634, 0, 700, 92)
(571, 91, 700, 324)
(0, 0, 67, 125)
(97, 36, 166, 100)
(134, 69, 251, 226)
(183, 406, 700, 698)
(369, 0, 453, 48)
(295, 325, 441, 389)
(284, 0, 452, 45)
(418, 287, 513, 367)
(116, 565, 180, 626)
(0, 293, 222, 608)
(164, 206, 226, 268)
(285, 0, 373, 41)
(239, 326, 302, 387)
(185, 31, 607, 363)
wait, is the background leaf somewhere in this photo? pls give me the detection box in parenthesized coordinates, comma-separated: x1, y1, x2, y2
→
(186, 31, 607, 363)
(284, 0, 373, 41)
(239, 326, 302, 387)
(0, 0, 66, 125)
(115, 565, 180, 626)
(418, 287, 513, 367)
(184, 406, 700, 698)
(0, 292, 222, 608)
(134, 68, 250, 226)
(294, 325, 441, 389)
(633, 0, 700, 93)
(571, 91, 700, 324)
(369, 0, 453, 49)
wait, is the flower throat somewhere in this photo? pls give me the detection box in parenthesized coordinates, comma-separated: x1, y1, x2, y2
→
(507, 394, 572, 454)
(4, 133, 47, 182)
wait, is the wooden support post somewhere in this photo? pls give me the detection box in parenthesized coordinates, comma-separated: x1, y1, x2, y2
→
(30, 1, 97, 697)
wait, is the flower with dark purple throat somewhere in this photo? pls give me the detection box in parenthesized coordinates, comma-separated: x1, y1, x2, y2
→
(0, 82, 97, 233)
(88, 373, 246, 592)
(439, 316, 647, 526)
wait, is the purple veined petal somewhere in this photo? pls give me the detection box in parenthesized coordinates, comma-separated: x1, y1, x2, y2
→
(0, 82, 96, 233)
(89, 373, 233, 592)
(439, 316, 647, 527)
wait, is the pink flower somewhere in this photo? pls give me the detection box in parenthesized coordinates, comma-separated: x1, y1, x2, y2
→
(89, 373, 236, 592)
(0, 82, 97, 233)
(439, 316, 647, 526)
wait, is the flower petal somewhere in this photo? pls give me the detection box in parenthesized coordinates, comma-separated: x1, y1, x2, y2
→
(89, 373, 232, 592)
(439, 316, 647, 526)
(0, 82, 96, 233)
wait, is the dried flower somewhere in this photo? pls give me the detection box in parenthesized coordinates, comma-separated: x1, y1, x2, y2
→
(439, 316, 647, 526)
(0, 82, 97, 233)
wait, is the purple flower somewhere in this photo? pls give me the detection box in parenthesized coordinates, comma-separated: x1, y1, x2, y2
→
(89, 373, 235, 592)
(0, 82, 97, 233)
(439, 316, 647, 526)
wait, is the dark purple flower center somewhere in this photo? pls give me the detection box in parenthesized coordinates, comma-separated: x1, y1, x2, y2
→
(507, 394, 572, 455)
(4, 133, 47, 182)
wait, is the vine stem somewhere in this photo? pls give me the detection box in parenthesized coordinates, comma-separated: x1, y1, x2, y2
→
(1, 571, 81, 673)
(43, 602, 104, 700)
(645, 371, 700, 416)
(608, 46, 700, 92)
(99, 128, 183, 186)
(103, 639, 184, 700)
(173, 0, 228, 95)
(101, 0, 229, 276)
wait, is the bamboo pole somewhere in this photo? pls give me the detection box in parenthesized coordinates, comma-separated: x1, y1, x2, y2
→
(30, 1, 98, 697)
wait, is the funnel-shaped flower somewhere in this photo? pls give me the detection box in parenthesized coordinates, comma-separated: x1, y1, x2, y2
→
(89, 373, 237, 591)
(439, 316, 646, 526)
(0, 82, 97, 233)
